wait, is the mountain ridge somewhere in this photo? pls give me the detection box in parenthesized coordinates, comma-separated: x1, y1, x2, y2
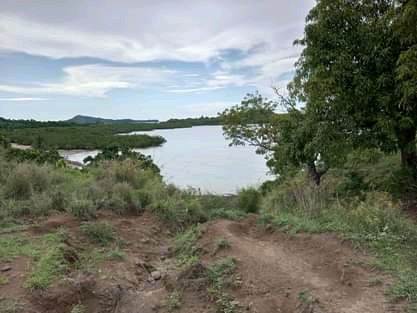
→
(65, 114, 159, 124)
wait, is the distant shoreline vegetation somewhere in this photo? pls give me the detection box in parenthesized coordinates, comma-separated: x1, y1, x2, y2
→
(0, 115, 220, 150)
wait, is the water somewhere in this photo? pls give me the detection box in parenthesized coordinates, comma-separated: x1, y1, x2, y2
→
(61, 125, 271, 194)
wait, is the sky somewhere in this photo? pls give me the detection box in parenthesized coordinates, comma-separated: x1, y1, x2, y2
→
(0, 0, 315, 121)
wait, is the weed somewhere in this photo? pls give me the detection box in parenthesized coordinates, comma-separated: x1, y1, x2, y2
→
(165, 290, 182, 311)
(68, 199, 96, 219)
(25, 233, 70, 290)
(207, 208, 247, 220)
(174, 225, 205, 267)
(77, 249, 107, 272)
(0, 236, 35, 262)
(0, 276, 8, 286)
(207, 257, 242, 313)
(215, 238, 230, 250)
(80, 221, 114, 246)
(0, 298, 16, 313)
(208, 257, 237, 289)
(105, 248, 126, 261)
(388, 271, 417, 303)
(70, 304, 86, 313)
(297, 290, 319, 304)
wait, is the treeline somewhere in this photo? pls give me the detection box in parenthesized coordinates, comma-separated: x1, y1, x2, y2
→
(0, 126, 165, 150)
(0, 116, 220, 149)
(0, 116, 220, 130)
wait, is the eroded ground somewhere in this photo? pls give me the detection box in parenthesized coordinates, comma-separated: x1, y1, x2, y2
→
(0, 212, 405, 313)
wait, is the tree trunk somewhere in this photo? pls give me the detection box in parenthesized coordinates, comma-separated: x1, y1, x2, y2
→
(307, 161, 321, 186)
(398, 125, 417, 176)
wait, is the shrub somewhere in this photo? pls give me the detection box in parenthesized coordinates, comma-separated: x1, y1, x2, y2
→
(157, 195, 208, 230)
(237, 187, 260, 213)
(80, 221, 114, 246)
(261, 173, 334, 218)
(68, 199, 96, 219)
(4, 163, 51, 200)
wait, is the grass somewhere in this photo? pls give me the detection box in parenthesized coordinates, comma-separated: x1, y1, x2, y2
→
(297, 290, 319, 304)
(25, 232, 71, 290)
(80, 221, 115, 246)
(164, 290, 182, 311)
(174, 225, 205, 268)
(0, 298, 16, 313)
(0, 236, 36, 262)
(259, 167, 417, 310)
(105, 248, 126, 261)
(207, 257, 242, 313)
(70, 304, 86, 313)
(0, 276, 8, 286)
(215, 238, 230, 250)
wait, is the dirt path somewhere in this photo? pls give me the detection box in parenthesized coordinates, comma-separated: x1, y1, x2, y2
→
(1, 213, 405, 313)
(201, 217, 400, 313)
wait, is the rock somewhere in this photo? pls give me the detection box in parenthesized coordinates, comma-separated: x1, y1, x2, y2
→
(151, 271, 161, 280)
(1, 266, 12, 272)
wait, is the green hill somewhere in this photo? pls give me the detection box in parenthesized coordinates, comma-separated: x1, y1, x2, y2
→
(65, 114, 159, 124)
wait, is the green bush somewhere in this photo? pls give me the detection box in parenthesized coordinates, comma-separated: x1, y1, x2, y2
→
(4, 163, 51, 200)
(261, 173, 334, 218)
(68, 199, 96, 219)
(157, 195, 208, 230)
(237, 187, 260, 213)
(80, 221, 114, 246)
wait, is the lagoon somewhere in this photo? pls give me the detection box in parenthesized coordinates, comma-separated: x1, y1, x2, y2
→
(61, 125, 271, 194)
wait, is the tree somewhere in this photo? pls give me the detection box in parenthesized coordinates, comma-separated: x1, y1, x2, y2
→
(219, 91, 332, 185)
(290, 0, 417, 175)
(394, 0, 417, 169)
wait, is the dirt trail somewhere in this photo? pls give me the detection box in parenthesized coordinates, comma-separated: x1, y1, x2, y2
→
(201, 217, 400, 313)
(0, 212, 405, 313)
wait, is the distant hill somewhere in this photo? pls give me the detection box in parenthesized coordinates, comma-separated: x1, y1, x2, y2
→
(65, 115, 159, 124)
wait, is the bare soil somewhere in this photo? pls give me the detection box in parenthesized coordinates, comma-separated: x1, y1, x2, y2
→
(0, 212, 405, 313)
(201, 216, 404, 313)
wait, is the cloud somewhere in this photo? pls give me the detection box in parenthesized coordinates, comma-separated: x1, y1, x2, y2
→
(167, 86, 224, 94)
(0, 64, 177, 97)
(0, 97, 49, 101)
(0, 0, 313, 64)
(182, 101, 236, 116)
(0, 0, 315, 104)
(166, 70, 253, 94)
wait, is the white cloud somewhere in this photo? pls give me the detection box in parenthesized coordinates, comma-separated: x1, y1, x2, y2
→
(0, 64, 177, 97)
(0, 97, 49, 101)
(0, 0, 313, 64)
(182, 101, 236, 117)
(167, 86, 224, 94)
(0, 0, 315, 99)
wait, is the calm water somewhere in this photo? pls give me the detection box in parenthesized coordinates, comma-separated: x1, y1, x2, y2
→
(61, 125, 271, 194)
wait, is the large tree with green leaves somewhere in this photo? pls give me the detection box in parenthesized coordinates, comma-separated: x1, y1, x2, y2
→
(220, 91, 334, 185)
(290, 0, 417, 174)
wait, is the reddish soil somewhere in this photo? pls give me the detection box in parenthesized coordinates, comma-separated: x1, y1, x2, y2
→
(0, 213, 405, 313)
(200, 216, 403, 313)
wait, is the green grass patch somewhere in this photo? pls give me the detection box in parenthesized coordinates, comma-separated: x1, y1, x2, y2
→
(80, 221, 114, 246)
(215, 238, 230, 250)
(0, 298, 16, 313)
(0, 236, 36, 262)
(207, 257, 242, 313)
(25, 232, 71, 290)
(0, 276, 9, 286)
(70, 304, 86, 313)
(105, 248, 126, 261)
(174, 225, 205, 268)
